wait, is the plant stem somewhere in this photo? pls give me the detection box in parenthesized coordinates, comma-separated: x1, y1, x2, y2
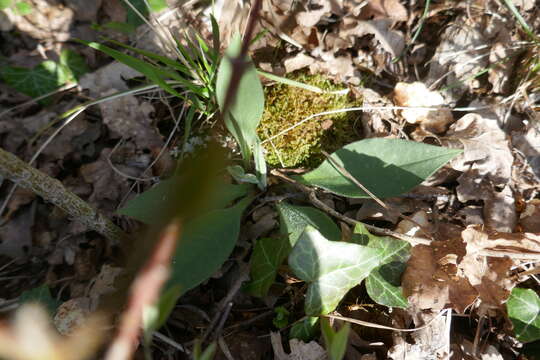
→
(0, 147, 127, 244)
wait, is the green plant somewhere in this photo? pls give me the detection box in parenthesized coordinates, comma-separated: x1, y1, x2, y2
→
(0, 0, 32, 15)
(0, 49, 88, 102)
(321, 317, 350, 360)
(507, 287, 540, 342)
(258, 72, 359, 168)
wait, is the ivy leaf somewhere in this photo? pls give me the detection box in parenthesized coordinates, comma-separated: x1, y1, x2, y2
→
(296, 138, 462, 198)
(244, 237, 289, 297)
(0, 60, 71, 99)
(215, 34, 265, 161)
(118, 179, 251, 224)
(167, 196, 252, 294)
(507, 288, 540, 342)
(244, 203, 340, 298)
(59, 49, 89, 80)
(289, 226, 382, 315)
(277, 202, 340, 247)
(290, 317, 319, 342)
(354, 223, 410, 308)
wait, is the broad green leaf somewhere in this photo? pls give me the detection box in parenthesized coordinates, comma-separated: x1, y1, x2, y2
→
(244, 237, 290, 297)
(246, 203, 340, 298)
(14, 1, 31, 15)
(148, 0, 167, 12)
(118, 178, 251, 224)
(290, 317, 319, 342)
(277, 202, 340, 247)
(19, 285, 59, 315)
(215, 34, 265, 161)
(289, 226, 382, 315)
(1, 60, 71, 99)
(167, 196, 252, 294)
(321, 317, 350, 360)
(507, 288, 540, 342)
(297, 138, 462, 198)
(253, 137, 267, 190)
(354, 223, 410, 308)
(0, 0, 12, 9)
(59, 49, 89, 80)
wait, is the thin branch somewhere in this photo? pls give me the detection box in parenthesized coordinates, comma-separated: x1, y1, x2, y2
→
(0, 147, 127, 244)
(270, 169, 431, 246)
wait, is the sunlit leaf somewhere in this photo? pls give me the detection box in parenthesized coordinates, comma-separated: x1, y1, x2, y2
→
(321, 317, 350, 360)
(297, 138, 462, 198)
(289, 226, 382, 315)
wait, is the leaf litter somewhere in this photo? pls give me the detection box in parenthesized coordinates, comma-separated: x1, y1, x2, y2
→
(0, 0, 539, 359)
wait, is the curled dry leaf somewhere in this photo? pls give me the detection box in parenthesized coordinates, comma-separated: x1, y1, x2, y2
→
(393, 82, 453, 133)
(403, 225, 539, 312)
(358, 0, 407, 21)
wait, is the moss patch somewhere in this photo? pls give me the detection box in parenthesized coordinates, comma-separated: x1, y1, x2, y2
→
(258, 72, 361, 168)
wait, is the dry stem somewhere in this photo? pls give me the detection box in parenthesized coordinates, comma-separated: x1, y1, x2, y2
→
(0, 147, 127, 244)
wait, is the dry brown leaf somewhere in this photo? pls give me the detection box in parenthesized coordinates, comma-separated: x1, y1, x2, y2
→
(393, 82, 453, 133)
(295, 2, 330, 28)
(271, 332, 327, 360)
(354, 19, 405, 58)
(79, 63, 141, 97)
(402, 238, 477, 312)
(446, 113, 513, 185)
(11, 0, 74, 42)
(98, 91, 162, 150)
(359, 0, 407, 21)
(283, 53, 315, 73)
(519, 199, 540, 232)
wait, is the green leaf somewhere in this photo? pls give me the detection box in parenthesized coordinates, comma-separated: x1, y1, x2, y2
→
(244, 237, 290, 297)
(59, 49, 89, 81)
(19, 285, 59, 315)
(289, 226, 382, 315)
(277, 202, 340, 247)
(290, 317, 319, 342)
(296, 138, 462, 198)
(14, 1, 31, 15)
(0, 0, 12, 10)
(148, 0, 167, 12)
(227, 165, 259, 185)
(246, 203, 340, 298)
(321, 317, 350, 360)
(507, 288, 540, 342)
(118, 178, 251, 224)
(215, 33, 265, 161)
(273, 306, 290, 329)
(354, 223, 409, 308)
(1, 60, 71, 99)
(167, 196, 252, 294)
(124, 0, 148, 27)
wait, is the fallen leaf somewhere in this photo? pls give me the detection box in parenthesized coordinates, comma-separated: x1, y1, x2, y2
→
(11, 0, 74, 42)
(359, 0, 407, 21)
(393, 82, 454, 133)
(271, 332, 327, 360)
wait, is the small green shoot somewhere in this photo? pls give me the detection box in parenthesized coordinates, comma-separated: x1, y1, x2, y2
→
(273, 306, 290, 329)
(321, 317, 350, 360)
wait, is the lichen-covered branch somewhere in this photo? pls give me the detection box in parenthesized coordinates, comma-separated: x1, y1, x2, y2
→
(0, 147, 127, 244)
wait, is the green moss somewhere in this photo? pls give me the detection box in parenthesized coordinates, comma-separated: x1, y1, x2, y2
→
(258, 72, 361, 168)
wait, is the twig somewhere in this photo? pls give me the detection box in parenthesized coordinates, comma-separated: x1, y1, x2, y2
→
(270, 169, 431, 246)
(320, 150, 434, 240)
(105, 220, 181, 360)
(0, 147, 127, 244)
(202, 263, 250, 342)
